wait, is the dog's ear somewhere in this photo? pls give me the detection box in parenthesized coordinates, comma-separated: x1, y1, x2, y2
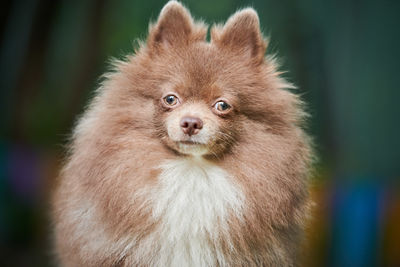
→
(148, 1, 195, 51)
(212, 8, 266, 64)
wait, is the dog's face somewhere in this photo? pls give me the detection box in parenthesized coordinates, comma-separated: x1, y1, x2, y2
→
(152, 45, 243, 157)
(137, 2, 282, 157)
(158, 84, 237, 156)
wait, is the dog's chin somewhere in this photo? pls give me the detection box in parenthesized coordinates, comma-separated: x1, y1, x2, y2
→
(175, 141, 209, 156)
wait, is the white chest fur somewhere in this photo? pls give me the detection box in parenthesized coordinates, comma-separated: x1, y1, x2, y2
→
(149, 157, 244, 266)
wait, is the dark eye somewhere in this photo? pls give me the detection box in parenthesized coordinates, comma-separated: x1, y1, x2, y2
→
(214, 101, 231, 112)
(163, 94, 178, 106)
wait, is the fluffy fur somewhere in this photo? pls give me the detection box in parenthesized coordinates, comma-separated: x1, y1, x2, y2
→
(52, 1, 313, 266)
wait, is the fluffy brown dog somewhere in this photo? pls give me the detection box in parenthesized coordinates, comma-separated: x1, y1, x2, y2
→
(53, 1, 313, 266)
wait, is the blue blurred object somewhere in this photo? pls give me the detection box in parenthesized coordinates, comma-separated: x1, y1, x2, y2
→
(330, 180, 385, 267)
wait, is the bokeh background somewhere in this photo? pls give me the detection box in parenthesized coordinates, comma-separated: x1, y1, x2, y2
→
(1, 0, 399, 266)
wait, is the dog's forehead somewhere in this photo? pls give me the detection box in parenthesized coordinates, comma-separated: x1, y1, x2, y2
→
(158, 43, 239, 100)
(174, 82, 223, 101)
(191, 53, 238, 97)
(185, 45, 231, 79)
(187, 44, 222, 71)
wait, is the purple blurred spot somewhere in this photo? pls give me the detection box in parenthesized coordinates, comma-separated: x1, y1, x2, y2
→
(7, 145, 41, 202)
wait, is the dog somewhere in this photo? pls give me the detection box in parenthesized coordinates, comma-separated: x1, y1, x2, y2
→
(52, 1, 313, 266)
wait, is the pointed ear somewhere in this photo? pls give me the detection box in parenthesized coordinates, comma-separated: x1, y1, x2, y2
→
(148, 1, 195, 50)
(212, 8, 266, 64)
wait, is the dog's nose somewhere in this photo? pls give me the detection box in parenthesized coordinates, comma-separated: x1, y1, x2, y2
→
(180, 116, 203, 136)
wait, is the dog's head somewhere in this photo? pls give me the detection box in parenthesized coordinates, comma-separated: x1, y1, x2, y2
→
(119, 1, 298, 158)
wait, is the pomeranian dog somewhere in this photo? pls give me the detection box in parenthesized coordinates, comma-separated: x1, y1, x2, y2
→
(53, 1, 313, 266)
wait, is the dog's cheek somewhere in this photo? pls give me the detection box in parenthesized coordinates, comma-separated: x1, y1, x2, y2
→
(216, 117, 239, 146)
(201, 117, 219, 142)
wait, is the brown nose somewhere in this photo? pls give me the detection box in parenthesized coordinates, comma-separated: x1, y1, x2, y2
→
(180, 116, 203, 136)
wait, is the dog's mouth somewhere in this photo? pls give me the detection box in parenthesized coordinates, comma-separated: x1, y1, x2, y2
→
(178, 140, 204, 145)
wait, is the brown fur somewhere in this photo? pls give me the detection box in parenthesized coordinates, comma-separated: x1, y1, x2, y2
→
(52, 1, 313, 266)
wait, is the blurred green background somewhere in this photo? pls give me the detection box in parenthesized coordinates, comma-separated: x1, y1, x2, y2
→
(1, 0, 399, 266)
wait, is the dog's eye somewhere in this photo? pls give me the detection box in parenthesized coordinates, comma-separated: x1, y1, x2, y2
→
(214, 101, 231, 112)
(163, 94, 178, 106)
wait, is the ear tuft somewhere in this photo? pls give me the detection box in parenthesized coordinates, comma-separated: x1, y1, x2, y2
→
(148, 1, 194, 50)
(212, 8, 266, 64)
